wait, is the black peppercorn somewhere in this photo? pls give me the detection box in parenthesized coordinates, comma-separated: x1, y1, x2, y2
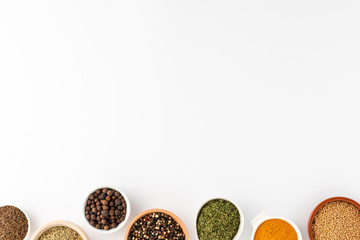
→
(128, 212, 186, 240)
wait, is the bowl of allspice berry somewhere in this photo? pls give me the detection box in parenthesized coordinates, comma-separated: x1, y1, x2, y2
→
(84, 186, 131, 233)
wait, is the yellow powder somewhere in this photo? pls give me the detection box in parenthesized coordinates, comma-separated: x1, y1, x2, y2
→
(254, 219, 298, 240)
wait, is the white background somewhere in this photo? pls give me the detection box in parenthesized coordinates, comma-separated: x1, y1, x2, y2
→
(1, 1, 360, 240)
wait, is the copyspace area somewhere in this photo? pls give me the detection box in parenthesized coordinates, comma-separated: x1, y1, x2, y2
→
(1, 1, 360, 239)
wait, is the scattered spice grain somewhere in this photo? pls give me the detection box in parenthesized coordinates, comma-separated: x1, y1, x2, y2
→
(0, 205, 28, 240)
(254, 219, 298, 240)
(128, 212, 185, 240)
(196, 199, 240, 240)
(38, 226, 82, 240)
(312, 200, 360, 240)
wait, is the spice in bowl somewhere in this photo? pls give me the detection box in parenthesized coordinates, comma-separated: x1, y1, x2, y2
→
(0, 205, 29, 240)
(127, 212, 186, 240)
(311, 200, 360, 240)
(31, 221, 88, 240)
(84, 187, 127, 230)
(196, 199, 240, 240)
(38, 226, 82, 240)
(254, 219, 298, 240)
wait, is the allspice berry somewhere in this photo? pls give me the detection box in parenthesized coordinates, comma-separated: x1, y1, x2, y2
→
(85, 187, 127, 230)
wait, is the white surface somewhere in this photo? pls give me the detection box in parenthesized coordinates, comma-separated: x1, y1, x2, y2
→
(1, 1, 360, 240)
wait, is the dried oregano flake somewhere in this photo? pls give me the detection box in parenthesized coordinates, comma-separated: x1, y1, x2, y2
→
(38, 226, 83, 240)
(197, 199, 240, 240)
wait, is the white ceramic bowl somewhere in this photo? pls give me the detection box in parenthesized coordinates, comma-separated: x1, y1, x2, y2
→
(83, 186, 131, 234)
(31, 220, 88, 240)
(196, 198, 245, 240)
(251, 213, 302, 240)
(0, 205, 31, 240)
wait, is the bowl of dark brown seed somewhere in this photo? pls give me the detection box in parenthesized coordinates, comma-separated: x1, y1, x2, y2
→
(31, 220, 88, 240)
(84, 186, 130, 233)
(124, 208, 189, 240)
(308, 196, 360, 240)
(0, 205, 30, 240)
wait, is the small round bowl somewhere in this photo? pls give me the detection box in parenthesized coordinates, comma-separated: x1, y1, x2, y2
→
(251, 213, 302, 240)
(196, 198, 244, 240)
(124, 209, 189, 240)
(83, 186, 131, 234)
(308, 196, 360, 240)
(0, 205, 31, 240)
(30, 220, 88, 240)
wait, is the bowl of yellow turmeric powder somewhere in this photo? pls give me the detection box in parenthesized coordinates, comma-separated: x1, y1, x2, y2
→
(251, 213, 302, 240)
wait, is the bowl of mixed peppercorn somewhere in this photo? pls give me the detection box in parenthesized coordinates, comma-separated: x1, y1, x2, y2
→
(125, 209, 188, 240)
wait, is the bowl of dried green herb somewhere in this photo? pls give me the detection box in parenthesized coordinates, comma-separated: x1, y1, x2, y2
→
(196, 198, 244, 240)
(30, 220, 88, 240)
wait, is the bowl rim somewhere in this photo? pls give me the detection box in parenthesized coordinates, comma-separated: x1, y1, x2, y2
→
(124, 208, 189, 240)
(251, 214, 302, 240)
(0, 205, 31, 240)
(195, 197, 245, 240)
(30, 220, 89, 240)
(83, 186, 131, 234)
(307, 196, 360, 240)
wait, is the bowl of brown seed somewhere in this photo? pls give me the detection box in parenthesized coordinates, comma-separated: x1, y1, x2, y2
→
(30, 220, 88, 240)
(0, 205, 30, 240)
(83, 186, 131, 233)
(308, 196, 360, 240)
(124, 209, 189, 240)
